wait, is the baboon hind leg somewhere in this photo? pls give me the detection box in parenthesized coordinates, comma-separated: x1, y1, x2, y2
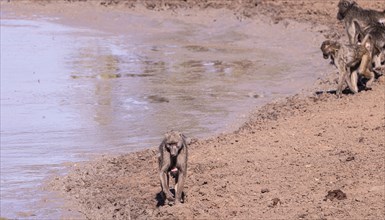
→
(358, 53, 375, 88)
(363, 69, 375, 88)
(344, 69, 358, 94)
(373, 53, 382, 69)
(349, 70, 359, 93)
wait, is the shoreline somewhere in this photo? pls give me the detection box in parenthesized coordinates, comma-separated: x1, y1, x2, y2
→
(2, 0, 384, 219)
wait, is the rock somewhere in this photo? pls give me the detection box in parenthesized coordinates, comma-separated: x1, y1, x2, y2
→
(323, 189, 347, 201)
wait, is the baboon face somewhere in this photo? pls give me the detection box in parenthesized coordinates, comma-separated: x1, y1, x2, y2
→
(166, 143, 183, 157)
(337, 0, 356, 20)
(321, 40, 338, 59)
(164, 131, 184, 157)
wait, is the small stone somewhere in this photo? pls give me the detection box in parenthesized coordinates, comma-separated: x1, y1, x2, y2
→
(272, 198, 281, 206)
(324, 189, 347, 201)
(346, 156, 355, 161)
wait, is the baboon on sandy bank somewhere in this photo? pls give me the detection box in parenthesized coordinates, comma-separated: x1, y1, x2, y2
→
(321, 34, 374, 96)
(158, 130, 188, 205)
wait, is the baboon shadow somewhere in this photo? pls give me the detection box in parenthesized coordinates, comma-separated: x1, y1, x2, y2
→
(155, 192, 166, 207)
(315, 78, 373, 95)
(315, 88, 356, 95)
(316, 90, 341, 95)
(155, 189, 185, 207)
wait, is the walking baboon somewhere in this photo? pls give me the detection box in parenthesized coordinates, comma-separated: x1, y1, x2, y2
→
(158, 130, 188, 205)
(337, 0, 385, 44)
(354, 21, 385, 72)
(321, 34, 374, 96)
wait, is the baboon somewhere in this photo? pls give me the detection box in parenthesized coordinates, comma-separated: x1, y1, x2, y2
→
(337, 0, 385, 44)
(354, 21, 385, 72)
(158, 130, 188, 205)
(321, 34, 374, 96)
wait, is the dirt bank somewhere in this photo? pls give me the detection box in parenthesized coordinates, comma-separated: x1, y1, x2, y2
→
(4, 0, 384, 219)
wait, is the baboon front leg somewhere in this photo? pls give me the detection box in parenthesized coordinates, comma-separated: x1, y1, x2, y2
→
(160, 171, 174, 201)
(174, 171, 185, 205)
(336, 65, 347, 97)
(347, 24, 355, 44)
(160, 163, 174, 202)
(160, 171, 174, 202)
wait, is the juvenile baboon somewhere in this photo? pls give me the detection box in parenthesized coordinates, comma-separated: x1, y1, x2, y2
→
(321, 34, 374, 96)
(158, 130, 188, 205)
(337, 0, 385, 44)
(354, 21, 385, 71)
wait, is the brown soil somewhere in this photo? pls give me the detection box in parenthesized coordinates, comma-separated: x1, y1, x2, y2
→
(5, 0, 384, 219)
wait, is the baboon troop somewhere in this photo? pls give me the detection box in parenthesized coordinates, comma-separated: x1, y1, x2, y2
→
(158, 130, 188, 205)
(322, 0, 385, 96)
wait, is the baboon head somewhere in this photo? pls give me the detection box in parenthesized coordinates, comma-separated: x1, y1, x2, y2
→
(321, 40, 340, 60)
(337, 0, 357, 20)
(164, 130, 185, 157)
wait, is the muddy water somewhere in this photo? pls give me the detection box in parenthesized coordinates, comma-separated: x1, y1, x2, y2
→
(1, 9, 327, 219)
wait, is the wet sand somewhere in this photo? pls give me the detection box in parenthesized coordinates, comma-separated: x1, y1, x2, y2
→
(2, 0, 385, 219)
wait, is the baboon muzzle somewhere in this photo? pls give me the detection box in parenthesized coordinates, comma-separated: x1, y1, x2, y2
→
(337, 12, 344, 20)
(170, 146, 179, 157)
